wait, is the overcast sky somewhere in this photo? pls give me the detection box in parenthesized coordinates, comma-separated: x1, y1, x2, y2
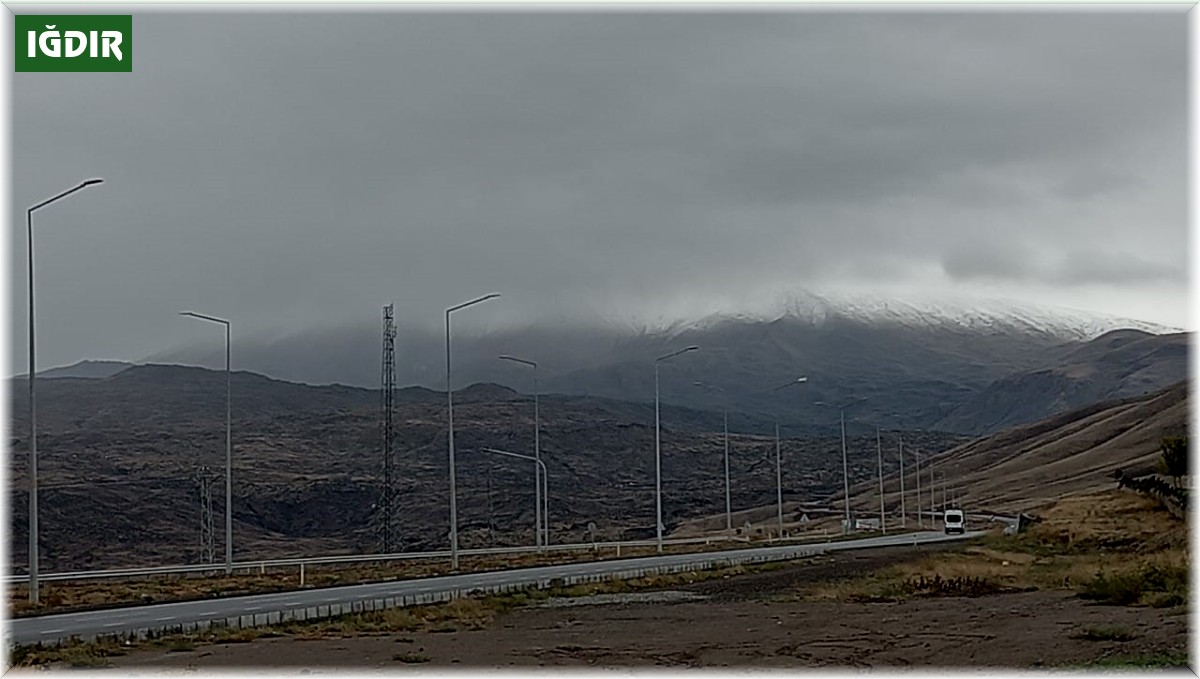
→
(10, 9, 1189, 373)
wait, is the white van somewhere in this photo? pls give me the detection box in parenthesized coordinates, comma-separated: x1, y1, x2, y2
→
(943, 509, 965, 535)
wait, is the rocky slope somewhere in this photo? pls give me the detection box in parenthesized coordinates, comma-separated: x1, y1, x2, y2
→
(7, 364, 968, 571)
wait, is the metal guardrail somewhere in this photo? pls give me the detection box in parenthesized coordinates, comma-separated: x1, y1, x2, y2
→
(3, 534, 776, 585)
(5, 518, 1007, 587)
(9, 530, 983, 646)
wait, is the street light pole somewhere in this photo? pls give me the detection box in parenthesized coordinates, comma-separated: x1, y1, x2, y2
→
(481, 447, 547, 545)
(446, 293, 501, 571)
(816, 397, 867, 535)
(723, 408, 731, 540)
(770, 377, 807, 540)
(654, 345, 699, 554)
(497, 355, 541, 550)
(876, 426, 885, 534)
(774, 418, 782, 539)
(915, 448, 923, 529)
(179, 311, 232, 575)
(692, 380, 734, 541)
(26, 177, 104, 604)
(840, 408, 850, 532)
(898, 432, 906, 528)
(930, 454, 936, 521)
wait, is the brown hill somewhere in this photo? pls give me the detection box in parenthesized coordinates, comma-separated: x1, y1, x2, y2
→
(933, 331, 1187, 435)
(846, 380, 1189, 517)
(7, 365, 968, 571)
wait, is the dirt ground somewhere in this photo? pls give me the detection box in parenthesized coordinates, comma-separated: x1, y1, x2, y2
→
(97, 546, 1191, 669)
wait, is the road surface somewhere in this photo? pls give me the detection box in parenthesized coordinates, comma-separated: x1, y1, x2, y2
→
(10, 529, 981, 646)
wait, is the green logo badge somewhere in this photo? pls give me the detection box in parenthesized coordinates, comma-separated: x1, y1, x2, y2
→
(16, 15, 132, 72)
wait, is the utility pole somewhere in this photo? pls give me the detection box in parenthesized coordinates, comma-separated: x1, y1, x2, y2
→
(377, 304, 397, 553)
(197, 465, 215, 563)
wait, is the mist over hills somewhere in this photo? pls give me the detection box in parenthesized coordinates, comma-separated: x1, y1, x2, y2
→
(6, 299, 1187, 569)
(136, 294, 1185, 436)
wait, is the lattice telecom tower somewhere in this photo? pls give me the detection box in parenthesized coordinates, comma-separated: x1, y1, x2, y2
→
(196, 465, 215, 563)
(375, 304, 399, 553)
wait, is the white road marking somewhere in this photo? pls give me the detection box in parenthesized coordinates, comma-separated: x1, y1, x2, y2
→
(155, 617, 177, 622)
(199, 611, 220, 616)
(40, 629, 65, 635)
(102, 622, 124, 628)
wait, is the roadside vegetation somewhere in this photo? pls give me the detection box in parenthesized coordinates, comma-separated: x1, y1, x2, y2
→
(1071, 651, 1191, 669)
(7, 559, 793, 668)
(799, 488, 1188, 609)
(7, 535, 811, 618)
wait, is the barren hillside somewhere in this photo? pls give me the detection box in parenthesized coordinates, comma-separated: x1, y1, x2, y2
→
(847, 381, 1188, 517)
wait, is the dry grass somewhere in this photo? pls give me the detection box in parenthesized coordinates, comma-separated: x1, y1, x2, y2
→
(801, 489, 1189, 605)
(9, 558, 794, 669)
(8, 538, 784, 617)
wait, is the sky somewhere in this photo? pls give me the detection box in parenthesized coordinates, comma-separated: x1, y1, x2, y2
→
(9, 9, 1190, 373)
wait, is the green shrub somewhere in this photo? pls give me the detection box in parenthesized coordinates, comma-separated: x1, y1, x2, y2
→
(1072, 625, 1137, 642)
(1138, 563, 1187, 593)
(1083, 652, 1189, 668)
(1077, 562, 1188, 606)
(1147, 591, 1186, 608)
(1077, 571, 1144, 605)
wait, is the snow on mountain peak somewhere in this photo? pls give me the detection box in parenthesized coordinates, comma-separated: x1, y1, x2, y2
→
(682, 289, 1177, 341)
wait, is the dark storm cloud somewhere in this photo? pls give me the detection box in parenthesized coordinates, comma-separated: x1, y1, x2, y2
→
(10, 10, 1188, 371)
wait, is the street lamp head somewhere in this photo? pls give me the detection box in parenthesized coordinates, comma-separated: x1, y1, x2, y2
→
(656, 345, 701, 363)
(773, 376, 808, 392)
(82, 178, 104, 186)
(448, 293, 502, 314)
(179, 311, 230, 326)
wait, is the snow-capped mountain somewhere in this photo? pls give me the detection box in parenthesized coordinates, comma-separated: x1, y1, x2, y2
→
(682, 289, 1177, 341)
(138, 289, 1186, 436)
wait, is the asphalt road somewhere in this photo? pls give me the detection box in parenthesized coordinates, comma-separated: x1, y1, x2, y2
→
(9, 529, 982, 646)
